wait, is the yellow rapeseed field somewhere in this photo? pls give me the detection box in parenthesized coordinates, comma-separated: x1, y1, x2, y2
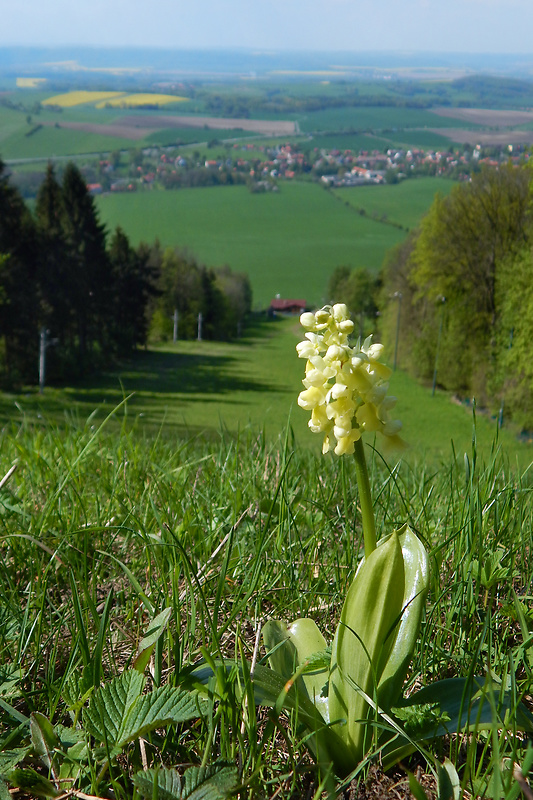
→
(16, 77, 47, 88)
(42, 91, 126, 107)
(95, 93, 186, 108)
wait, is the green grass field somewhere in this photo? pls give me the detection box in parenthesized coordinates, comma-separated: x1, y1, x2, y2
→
(296, 106, 480, 133)
(2, 317, 530, 467)
(97, 181, 407, 308)
(332, 177, 454, 230)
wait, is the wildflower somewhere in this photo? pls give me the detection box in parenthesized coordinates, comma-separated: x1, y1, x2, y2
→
(296, 305, 404, 455)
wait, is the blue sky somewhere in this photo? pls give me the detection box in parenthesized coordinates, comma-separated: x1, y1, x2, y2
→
(5, 0, 533, 54)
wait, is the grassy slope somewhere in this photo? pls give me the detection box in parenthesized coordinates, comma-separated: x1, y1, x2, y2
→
(2, 318, 531, 467)
(97, 182, 406, 308)
(333, 177, 454, 230)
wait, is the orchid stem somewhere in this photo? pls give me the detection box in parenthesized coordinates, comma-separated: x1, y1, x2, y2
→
(353, 437, 376, 557)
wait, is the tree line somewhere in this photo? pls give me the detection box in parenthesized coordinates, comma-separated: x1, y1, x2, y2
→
(377, 163, 533, 428)
(0, 159, 252, 386)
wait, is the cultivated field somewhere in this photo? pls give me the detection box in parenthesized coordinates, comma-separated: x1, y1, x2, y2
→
(429, 127, 533, 146)
(42, 90, 126, 107)
(431, 106, 533, 126)
(95, 93, 187, 107)
(96, 181, 408, 308)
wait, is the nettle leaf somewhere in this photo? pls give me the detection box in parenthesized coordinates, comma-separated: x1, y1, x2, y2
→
(134, 767, 182, 800)
(0, 748, 31, 773)
(133, 763, 239, 800)
(0, 776, 11, 800)
(133, 607, 172, 674)
(183, 763, 240, 799)
(83, 669, 144, 744)
(119, 684, 207, 745)
(84, 669, 207, 748)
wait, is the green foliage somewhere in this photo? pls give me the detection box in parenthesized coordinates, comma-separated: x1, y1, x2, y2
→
(96, 182, 406, 308)
(380, 165, 533, 412)
(0, 410, 533, 795)
(149, 246, 252, 342)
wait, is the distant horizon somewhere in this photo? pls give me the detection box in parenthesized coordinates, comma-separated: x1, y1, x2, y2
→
(2, 46, 533, 83)
(4, 0, 533, 58)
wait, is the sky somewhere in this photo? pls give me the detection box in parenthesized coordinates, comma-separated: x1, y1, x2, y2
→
(4, 0, 533, 54)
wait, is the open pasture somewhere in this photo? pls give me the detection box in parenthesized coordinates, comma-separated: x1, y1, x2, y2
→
(333, 176, 454, 230)
(1, 317, 529, 465)
(96, 181, 407, 308)
(0, 122, 137, 159)
(296, 105, 478, 133)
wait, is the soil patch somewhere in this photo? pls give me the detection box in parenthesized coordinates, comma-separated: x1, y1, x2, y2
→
(431, 107, 533, 127)
(428, 127, 533, 145)
(120, 113, 297, 135)
(41, 119, 152, 140)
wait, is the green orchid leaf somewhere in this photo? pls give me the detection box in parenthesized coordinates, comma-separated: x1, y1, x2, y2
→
(328, 530, 405, 770)
(191, 660, 353, 773)
(263, 618, 329, 720)
(382, 675, 533, 768)
(377, 525, 429, 712)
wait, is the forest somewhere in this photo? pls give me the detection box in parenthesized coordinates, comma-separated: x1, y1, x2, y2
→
(0, 160, 252, 384)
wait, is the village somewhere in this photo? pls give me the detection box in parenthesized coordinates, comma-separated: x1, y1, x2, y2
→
(80, 136, 530, 197)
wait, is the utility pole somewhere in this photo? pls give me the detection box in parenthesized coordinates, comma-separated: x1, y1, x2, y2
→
(173, 309, 178, 342)
(38, 329, 58, 394)
(197, 311, 203, 342)
(39, 328, 47, 394)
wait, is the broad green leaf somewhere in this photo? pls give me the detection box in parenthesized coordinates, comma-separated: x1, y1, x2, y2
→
(133, 766, 182, 800)
(377, 525, 429, 712)
(84, 669, 207, 748)
(118, 684, 207, 745)
(408, 771, 430, 800)
(383, 676, 533, 768)
(5, 768, 60, 798)
(437, 758, 461, 800)
(133, 763, 239, 800)
(329, 531, 405, 770)
(83, 669, 144, 744)
(263, 618, 329, 720)
(399, 676, 533, 736)
(0, 777, 11, 800)
(133, 607, 172, 674)
(30, 712, 59, 772)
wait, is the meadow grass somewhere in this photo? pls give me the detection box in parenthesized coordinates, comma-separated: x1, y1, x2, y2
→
(96, 182, 407, 308)
(0, 124, 137, 160)
(1, 359, 532, 798)
(2, 317, 531, 468)
(332, 177, 454, 231)
(296, 106, 483, 134)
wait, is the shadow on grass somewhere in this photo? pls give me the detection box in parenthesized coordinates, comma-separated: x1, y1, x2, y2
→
(66, 348, 285, 402)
